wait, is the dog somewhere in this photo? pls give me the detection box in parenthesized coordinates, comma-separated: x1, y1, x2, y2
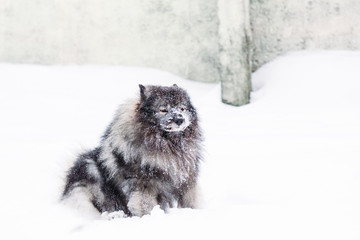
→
(62, 84, 202, 217)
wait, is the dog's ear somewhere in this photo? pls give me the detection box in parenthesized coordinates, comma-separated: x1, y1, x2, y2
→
(173, 84, 178, 88)
(139, 84, 147, 101)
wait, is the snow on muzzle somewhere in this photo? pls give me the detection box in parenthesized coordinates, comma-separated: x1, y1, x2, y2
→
(160, 108, 191, 132)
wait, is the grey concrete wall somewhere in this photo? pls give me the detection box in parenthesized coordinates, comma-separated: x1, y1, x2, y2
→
(0, 0, 220, 83)
(250, 0, 360, 71)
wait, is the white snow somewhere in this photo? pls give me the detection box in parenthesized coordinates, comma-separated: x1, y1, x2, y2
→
(0, 51, 359, 240)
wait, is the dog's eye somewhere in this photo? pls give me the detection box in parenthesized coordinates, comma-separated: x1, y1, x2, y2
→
(180, 107, 186, 112)
(159, 108, 168, 113)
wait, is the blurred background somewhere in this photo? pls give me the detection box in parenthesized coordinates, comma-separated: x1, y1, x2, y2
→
(1, 0, 360, 105)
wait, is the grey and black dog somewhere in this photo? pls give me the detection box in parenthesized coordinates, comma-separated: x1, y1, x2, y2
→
(62, 84, 202, 217)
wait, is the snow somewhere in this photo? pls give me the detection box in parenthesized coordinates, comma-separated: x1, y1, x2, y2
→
(0, 51, 359, 239)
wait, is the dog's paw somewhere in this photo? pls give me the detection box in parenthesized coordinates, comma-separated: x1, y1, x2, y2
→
(101, 210, 126, 220)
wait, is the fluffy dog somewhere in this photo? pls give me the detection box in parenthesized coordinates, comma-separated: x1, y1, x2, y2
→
(62, 84, 202, 217)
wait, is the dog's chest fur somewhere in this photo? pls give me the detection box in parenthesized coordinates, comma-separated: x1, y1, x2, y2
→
(101, 131, 199, 190)
(99, 99, 200, 189)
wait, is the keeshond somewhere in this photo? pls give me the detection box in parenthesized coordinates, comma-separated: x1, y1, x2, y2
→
(62, 84, 202, 217)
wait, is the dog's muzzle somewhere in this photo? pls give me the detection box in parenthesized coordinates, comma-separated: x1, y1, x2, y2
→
(160, 110, 190, 132)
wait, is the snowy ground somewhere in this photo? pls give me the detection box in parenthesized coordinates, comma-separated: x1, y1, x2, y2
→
(0, 51, 359, 239)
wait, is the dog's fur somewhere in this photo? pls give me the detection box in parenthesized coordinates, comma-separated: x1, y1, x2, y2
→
(62, 84, 202, 217)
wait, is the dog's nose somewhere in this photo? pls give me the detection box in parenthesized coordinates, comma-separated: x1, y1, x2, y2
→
(174, 115, 184, 126)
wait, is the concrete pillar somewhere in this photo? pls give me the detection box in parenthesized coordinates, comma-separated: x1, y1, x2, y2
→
(218, 0, 252, 106)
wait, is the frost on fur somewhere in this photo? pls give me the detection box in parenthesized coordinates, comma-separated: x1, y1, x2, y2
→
(62, 84, 203, 217)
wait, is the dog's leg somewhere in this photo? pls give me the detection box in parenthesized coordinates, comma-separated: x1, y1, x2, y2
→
(178, 183, 201, 209)
(127, 190, 157, 217)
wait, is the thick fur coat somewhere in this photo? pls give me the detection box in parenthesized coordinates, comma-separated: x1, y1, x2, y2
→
(62, 84, 202, 217)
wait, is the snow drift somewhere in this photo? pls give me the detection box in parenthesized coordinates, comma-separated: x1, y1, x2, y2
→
(0, 51, 359, 240)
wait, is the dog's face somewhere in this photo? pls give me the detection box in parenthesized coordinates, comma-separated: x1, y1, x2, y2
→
(157, 102, 191, 132)
(138, 84, 197, 133)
